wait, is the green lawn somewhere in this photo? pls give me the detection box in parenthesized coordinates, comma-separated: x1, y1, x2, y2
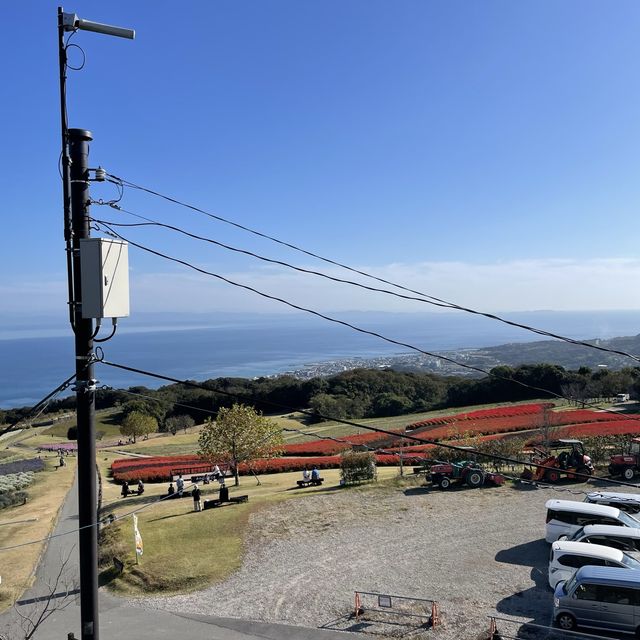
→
(42, 408, 122, 440)
(98, 466, 404, 597)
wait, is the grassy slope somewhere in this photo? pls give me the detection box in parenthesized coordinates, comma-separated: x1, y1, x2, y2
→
(0, 397, 564, 604)
(117, 399, 563, 457)
(98, 462, 402, 597)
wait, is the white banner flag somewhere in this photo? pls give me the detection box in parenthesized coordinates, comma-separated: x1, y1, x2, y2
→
(133, 514, 143, 557)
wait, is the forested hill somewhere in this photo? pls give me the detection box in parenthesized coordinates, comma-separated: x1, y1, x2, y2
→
(478, 333, 640, 370)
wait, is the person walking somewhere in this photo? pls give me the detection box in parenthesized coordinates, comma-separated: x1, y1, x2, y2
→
(192, 484, 202, 512)
(176, 474, 184, 496)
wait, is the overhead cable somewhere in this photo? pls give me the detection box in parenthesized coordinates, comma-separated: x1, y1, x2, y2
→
(95, 223, 640, 421)
(98, 358, 640, 487)
(0, 373, 77, 439)
(102, 173, 640, 365)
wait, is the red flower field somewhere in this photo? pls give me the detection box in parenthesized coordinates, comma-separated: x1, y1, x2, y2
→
(110, 403, 640, 483)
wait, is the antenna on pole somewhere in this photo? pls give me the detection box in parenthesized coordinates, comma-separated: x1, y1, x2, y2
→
(62, 11, 135, 40)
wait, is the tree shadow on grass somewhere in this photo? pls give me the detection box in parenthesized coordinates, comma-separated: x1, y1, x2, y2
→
(284, 484, 343, 494)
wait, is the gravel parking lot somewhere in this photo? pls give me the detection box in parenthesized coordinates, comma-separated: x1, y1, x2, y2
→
(136, 478, 585, 639)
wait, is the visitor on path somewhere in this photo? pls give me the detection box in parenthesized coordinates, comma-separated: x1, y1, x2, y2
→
(192, 485, 202, 512)
(59, 456, 65, 468)
(311, 467, 320, 482)
(213, 464, 221, 479)
(121, 481, 130, 498)
(137, 480, 144, 495)
(203, 475, 210, 485)
(176, 474, 184, 496)
(167, 482, 175, 498)
(302, 468, 311, 482)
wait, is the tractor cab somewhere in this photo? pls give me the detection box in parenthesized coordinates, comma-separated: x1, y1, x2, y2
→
(549, 440, 587, 470)
(525, 439, 593, 483)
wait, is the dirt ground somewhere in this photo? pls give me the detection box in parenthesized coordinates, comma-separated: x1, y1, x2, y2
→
(134, 476, 615, 639)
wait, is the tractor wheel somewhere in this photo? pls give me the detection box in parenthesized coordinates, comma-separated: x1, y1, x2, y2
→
(624, 467, 636, 481)
(545, 469, 560, 483)
(576, 465, 592, 479)
(438, 476, 451, 490)
(466, 470, 484, 488)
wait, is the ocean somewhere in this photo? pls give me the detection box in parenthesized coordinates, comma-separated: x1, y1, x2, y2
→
(1, 310, 639, 408)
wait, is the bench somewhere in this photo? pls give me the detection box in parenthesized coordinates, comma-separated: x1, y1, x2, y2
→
(203, 494, 249, 510)
(296, 478, 324, 487)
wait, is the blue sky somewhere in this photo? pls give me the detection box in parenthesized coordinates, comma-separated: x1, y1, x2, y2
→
(3, 1, 640, 322)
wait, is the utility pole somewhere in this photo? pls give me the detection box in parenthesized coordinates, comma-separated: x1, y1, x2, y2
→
(57, 9, 134, 640)
(69, 128, 99, 640)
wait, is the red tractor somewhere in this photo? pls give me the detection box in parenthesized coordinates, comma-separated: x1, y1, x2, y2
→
(523, 439, 593, 483)
(429, 460, 504, 490)
(608, 438, 640, 480)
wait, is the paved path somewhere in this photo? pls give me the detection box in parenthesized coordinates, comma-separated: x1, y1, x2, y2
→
(2, 475, 366, 640)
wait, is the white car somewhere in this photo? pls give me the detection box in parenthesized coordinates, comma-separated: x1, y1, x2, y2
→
(545, 499, 640, 543)
(548, 540, 640, 589)
(559, 524, 640, 555)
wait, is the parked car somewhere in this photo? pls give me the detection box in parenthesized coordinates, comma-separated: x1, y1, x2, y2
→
(549, 540, 640, 589)
(553, 565, 640, 634)
(559, 524, 640, 554)
(545, 499, 640, 543)
(584, 491, 640, 514)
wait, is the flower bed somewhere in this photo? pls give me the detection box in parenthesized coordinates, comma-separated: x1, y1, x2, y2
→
(0, 458, 45, 476)
(111, 452, 412, 483)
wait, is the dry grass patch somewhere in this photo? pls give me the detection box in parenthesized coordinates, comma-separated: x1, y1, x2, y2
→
(0, 459, 76, 613)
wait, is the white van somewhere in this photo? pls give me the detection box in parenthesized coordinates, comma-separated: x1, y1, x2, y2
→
(545, 499, 640, 543)
(584, 491, 640, 514)
(560, 524, 640, 554)
(549, 540, 640, 589)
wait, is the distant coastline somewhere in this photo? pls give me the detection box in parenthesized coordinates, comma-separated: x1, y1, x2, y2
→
(2, 309, 640, 408)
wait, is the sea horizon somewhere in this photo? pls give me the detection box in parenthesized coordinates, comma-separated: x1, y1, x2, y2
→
(1, 309, 639, 409)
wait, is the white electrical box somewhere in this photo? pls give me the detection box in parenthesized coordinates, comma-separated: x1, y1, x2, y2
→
(80, 238, 130, 319)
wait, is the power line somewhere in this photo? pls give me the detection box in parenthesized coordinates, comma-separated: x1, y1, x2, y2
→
(100, 385, 634, 501)
(104, 386, 603, 500)
(2, 376, 630, 555)
(95, 208, 640, 368)
(102, 173, 640, 365)
(94, 223, 640, 422)
(97, 358, 640, 488)
(0, 476, 201, 554)
(0, 373, 77, 439)
(94, 223, 591, 402)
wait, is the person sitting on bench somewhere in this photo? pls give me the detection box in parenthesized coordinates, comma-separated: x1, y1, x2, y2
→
(302, 468, 311, 483)
(137, 480, 145, 495)
(311, 467, 320, 483)
(167, 482, 175, 498)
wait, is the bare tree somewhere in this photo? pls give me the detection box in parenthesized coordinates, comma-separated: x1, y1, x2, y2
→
(2, 548, 78, 640)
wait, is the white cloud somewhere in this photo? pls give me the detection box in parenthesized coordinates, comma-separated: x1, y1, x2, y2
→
(126, 258, 640, 313)
(5, 258, 639, 317)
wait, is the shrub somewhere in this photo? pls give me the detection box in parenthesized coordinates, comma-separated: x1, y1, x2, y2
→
(0, 490, 27, 510)
(340, 451, 376, 485)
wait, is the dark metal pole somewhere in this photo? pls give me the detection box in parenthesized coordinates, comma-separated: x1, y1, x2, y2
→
(69, 128, 99, 640)
(58, 6, 75, 328)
